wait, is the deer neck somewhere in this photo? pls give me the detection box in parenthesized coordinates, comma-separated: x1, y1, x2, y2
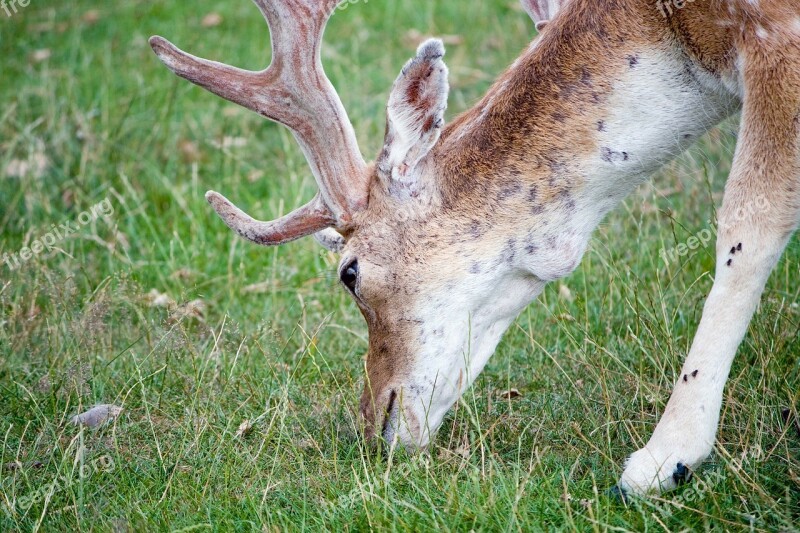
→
(433, 1, 738, 282)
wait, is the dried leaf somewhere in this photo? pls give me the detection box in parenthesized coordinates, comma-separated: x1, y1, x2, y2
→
(4, 461, 22, 471)
(235, 420, 253, 439)
(201, 12, 223, 28)
(70, 404, 123, 428)
(211, 136, 247, 149)
(169, 299, 206, 323)
(499, 388, 521, 400)
(178, 139, 201, 163)
(144, 289, 175, 309)
(82, 10, 101, 24)
(31, 49, 51, 63)
(243, 280, 277, 294)
(247, 169, 265, 183)
(170, 268, 195, 281)
(558, 283, 574, 302)
(5, 153, 49, 179)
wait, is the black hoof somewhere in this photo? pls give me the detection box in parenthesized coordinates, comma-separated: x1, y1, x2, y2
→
(672, 462, 693, 486)
(607, 485, 628, 504)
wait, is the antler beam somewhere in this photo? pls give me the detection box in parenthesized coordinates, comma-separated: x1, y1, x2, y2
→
(150, 0, 370, 244)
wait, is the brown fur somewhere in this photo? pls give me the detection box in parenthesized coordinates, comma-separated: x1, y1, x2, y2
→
(353, 0, 800, 437)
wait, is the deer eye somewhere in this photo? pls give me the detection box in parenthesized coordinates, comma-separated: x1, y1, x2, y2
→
(340, 259, 359, 292)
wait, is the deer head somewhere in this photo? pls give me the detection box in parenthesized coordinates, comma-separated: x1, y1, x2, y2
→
(151, 0, 571, 449)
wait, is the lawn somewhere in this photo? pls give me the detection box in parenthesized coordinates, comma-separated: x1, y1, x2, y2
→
(0, 0, 798, 531)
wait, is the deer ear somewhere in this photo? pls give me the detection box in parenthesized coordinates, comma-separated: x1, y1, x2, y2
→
(378, 39, 449, 189)
(313, 228, 346, 253)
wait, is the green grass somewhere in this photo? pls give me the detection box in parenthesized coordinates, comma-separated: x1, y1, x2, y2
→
(1, 0, 798, 531)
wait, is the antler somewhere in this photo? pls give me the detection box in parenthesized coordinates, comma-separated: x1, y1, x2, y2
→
(521, 0, 564, 31)
(150, 0, 370, 244)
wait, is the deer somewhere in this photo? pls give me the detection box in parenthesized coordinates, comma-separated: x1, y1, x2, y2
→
(149, 0, 800, 497)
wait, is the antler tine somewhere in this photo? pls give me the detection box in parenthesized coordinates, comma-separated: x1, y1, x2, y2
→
(205, 191, 334, 245)
(150, 0, 369, 244)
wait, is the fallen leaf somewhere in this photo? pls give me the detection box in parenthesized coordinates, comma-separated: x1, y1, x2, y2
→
(5, 153, 49, 179)
(4, 461, 22, 471)
(170, 268, 195, 281)
(36, 374, 52, 393)
(247, 169, 265, 183)
(211, 136, 247, 149)
(144, 289, 175, 309)
(201, 12, 223, 28)
(169, 299, 206, 323)
(453, 439, 470, 459)
(235, 420, 253, 439)
(31, 49, 51, 63)
(82, 10, 101, 24)
(243, 280, 277, 294)
(499, 388, 521, 400)
(558, 283, 574, 302)
(71, 404, 123, 427)
(178, 139, 201, 163)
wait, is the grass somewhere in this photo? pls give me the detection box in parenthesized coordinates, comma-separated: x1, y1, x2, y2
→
(0, 0, 798, 530)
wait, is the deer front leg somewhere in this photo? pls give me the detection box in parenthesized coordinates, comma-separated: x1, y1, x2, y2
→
(619, 42, 800, 496)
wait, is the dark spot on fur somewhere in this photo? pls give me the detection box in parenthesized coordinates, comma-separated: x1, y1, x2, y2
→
(730, 246, 737, 255)
(469, 262, 482, 274)
(601, 147, 629, 163)
(525, 242, 539, 255)
(580, 67, 592, 86)
(727, 259, 733, 267)
(737, 243, 742, 251)
(497, 183, 523, 201)
(692, 369, 699, 377)
(503, 239, 517, 264)
(469, 220, 484, 238)
(683, 374, 688, 382)
(597, 120, 606, 132)
(627, 55, 639, 68)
